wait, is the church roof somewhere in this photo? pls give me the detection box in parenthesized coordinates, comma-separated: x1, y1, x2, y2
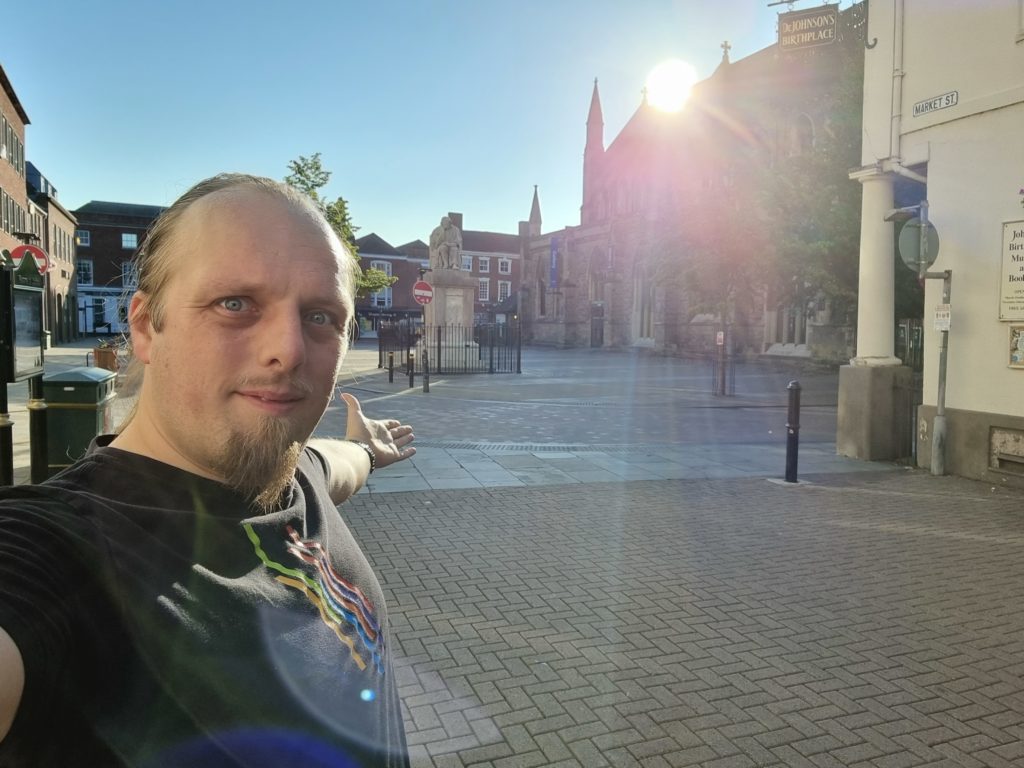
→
(596, 99, 693, 191)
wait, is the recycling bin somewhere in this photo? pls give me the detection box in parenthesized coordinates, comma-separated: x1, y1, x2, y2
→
(43, 366, 118, 477)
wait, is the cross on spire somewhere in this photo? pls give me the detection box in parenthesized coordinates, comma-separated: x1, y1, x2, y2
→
(721, 40, 732, 63)
(641, 85, 649, 104)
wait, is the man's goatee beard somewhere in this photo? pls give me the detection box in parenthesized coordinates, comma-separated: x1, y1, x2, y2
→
(209, 416, 304, 513)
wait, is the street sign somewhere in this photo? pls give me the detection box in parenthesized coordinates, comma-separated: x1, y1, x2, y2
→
(8, 244, 50, 275)
(412, 280, 434, 305)
(934, 303, 951, 331)
(898, 218, 940, 272)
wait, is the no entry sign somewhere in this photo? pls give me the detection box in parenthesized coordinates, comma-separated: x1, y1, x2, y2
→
(413, 280, 434, 305)
(8, 244, 50, 275)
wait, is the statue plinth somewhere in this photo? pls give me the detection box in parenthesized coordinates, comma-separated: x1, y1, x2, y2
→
(424, 267, 477, 328)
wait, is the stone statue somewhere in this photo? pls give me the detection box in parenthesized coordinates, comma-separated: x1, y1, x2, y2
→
(429, 216, 463, 271)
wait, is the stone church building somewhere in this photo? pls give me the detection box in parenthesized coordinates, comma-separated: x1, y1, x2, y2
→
(519, 5, 866, 359)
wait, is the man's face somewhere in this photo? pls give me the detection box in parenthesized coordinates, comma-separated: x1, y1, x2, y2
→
(128, 188, 352, 492)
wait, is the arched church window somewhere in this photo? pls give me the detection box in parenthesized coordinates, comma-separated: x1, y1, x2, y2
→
(793, 114, 815, 155)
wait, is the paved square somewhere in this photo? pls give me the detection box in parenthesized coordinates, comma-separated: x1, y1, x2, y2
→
(343, 471, 1024, 767)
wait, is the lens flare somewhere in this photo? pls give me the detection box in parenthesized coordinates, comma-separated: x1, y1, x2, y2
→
(645, 59, 699, 112)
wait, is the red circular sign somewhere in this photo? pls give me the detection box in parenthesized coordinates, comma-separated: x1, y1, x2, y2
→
(9, 244, 50, 275)
(412, 280, 434, 305)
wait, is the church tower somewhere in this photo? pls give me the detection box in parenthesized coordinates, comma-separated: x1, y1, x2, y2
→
(581, 79, 605, 226)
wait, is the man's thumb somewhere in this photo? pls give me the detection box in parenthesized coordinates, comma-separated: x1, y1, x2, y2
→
(341, 392, 362, 414)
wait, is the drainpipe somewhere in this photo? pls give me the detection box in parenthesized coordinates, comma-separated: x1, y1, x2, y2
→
(890, 0, 905, 161)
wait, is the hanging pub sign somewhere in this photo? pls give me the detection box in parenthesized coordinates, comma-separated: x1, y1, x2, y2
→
(0, 245, 50, 382)
(779, 4, 838, 51)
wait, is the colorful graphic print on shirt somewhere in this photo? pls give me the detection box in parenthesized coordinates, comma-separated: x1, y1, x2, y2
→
(244, 523, 385, 674)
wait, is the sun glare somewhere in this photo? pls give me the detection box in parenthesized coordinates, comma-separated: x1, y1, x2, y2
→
(645, 59, 699, 113)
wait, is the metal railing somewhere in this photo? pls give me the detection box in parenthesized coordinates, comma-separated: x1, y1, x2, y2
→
(378, 321, 521, 375)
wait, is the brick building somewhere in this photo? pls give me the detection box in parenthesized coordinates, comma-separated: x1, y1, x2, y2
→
(27, 163, 77, 343)
(353, 233, 429, 336)
(429, 212, 523, 323)
(2, 64, 79, 349)
(72, 201, 163, 334)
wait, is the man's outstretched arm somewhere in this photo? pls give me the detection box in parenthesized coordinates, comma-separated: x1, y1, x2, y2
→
(310, 392, 415, 504)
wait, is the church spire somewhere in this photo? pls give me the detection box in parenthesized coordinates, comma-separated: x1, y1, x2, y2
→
(586, 78, 604, 138)
(528, 185, 542, 236)
(582, 78, 605, 226)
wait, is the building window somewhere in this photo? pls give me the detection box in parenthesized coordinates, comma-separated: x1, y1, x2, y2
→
(498, 258, 512, 275)
(498, 280, 511, 302)
(78, 259, 94, 286)
(478, 256, 490, 273)
(369, 259, 392, 308)
(76, 229, 91, 247)
(121, 262, 138, 288)
(122, 232, 138, 249)
(478, 278, 490, 302)
(462, 254, 473, 271)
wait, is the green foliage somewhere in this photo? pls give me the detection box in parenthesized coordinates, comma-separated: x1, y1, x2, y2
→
(284, 153, 397, 297)
(759, 6, 866, 324)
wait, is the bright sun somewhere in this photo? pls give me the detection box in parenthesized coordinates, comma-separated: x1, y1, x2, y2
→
(645, 59, 699, 112)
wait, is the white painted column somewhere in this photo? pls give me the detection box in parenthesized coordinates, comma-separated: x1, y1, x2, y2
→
(851, 169, 901, 365)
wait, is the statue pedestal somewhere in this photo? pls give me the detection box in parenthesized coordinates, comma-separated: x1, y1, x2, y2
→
(424, 268, 477, 328)
(422, 268, 479, 372)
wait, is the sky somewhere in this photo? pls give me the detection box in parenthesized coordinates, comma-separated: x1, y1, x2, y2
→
(5, 1, 841, 248)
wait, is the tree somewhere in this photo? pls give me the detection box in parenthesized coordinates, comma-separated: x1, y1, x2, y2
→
(759, 4, 867, 324)
(284, 153, 396, 297)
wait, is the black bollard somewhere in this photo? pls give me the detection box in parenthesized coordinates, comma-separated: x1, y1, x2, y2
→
(423, 348, 430, 393)
(387, 351, 394, 383)
(408, 351, 415, 389)
(0, 383, 12, 486)
(785, 380, 801, 483)
(28, 375, 48, 484)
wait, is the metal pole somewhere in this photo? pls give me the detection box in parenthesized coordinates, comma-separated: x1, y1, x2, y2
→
(0, 384, 12, 486)
(785, 380, 801, 483)
(716, 334, 726, 396)
(27, 374, 47, 484)
(515, 316, 522, 374)
(931, 269, 951, 476)
(408, 351, 415, 388)
(917, 200, 929, 280)
(387, 351, 394, 383)
(488, 324, 495, 374)
(423, 348, 430, 393)
(436, 325, 442, 376)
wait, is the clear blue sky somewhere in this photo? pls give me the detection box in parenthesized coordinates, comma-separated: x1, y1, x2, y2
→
(6, 1, 837, 248)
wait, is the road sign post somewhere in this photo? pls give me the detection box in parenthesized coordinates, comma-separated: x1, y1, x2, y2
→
(412, 280, 434, 306)
(888, 200, 952, 475)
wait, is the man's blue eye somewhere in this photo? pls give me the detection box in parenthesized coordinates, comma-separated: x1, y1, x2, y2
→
(307, 311, 331, 326)
(221, 297, 246, 312)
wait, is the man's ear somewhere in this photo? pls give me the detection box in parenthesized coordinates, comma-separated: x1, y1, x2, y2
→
(128, 292, 154, 364)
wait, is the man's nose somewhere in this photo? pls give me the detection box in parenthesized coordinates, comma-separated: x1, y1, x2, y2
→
(260, 313, 306, 370)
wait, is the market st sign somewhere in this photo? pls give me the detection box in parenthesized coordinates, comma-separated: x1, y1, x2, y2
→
(779, 4, 838, 51)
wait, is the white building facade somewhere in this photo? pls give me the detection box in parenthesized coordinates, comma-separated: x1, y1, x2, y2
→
(839, 0, 1024, 485)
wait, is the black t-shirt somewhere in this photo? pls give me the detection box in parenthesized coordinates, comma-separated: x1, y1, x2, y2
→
(0, 443, 409, 768)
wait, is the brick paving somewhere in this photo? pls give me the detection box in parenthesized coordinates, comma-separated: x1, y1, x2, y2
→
(342, 471, 1024, 767)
